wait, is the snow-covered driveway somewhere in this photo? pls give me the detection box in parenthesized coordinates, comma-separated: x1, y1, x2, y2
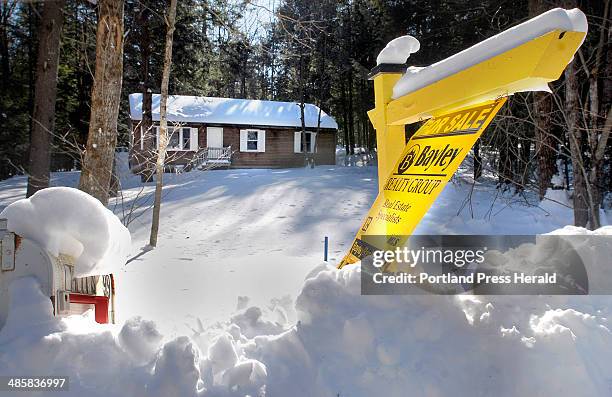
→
(115, 166, 378, 334)
(0, 166, 379, 334)
(1, 163, 600, 335)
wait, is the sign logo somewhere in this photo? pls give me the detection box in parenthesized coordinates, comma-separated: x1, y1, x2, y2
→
(413, 144, 462, 172)
(397, 144, 420, 174)
(396, 143, 462, 174)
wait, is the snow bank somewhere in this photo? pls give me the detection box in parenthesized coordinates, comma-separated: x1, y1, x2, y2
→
(336, 145, 377, 167)
(1, 227, 611, 396)
(0, 277, 267, 396)
(248, 264, 612, 396)
(0, 187, 131, 277)
(392, 8, 588, 99)
(240, 227, 612, 396)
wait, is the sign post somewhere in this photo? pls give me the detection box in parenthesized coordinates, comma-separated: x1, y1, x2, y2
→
(367, 64, 408, 193)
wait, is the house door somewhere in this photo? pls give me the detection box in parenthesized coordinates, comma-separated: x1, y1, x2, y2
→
(207, 127, 223, 148)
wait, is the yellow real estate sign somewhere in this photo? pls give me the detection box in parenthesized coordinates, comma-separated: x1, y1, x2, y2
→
(338, 98, 507, 268)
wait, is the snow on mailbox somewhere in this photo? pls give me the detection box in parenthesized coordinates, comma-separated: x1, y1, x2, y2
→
(0, 187, 131, 328)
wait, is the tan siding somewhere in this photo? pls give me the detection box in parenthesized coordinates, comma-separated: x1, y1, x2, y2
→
(130, 122, 337, 169)
(227, 127, 336, 168)
(314, 132, 336, 166)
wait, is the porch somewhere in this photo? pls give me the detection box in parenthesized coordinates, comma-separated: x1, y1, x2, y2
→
(195, 146, 233, 169)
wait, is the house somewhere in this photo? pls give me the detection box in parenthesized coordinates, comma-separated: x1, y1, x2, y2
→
(128, 94, 338, 171)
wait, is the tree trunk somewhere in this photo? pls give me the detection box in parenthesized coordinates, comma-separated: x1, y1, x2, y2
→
(149, 0, 178, 248)
(533, 91, 555, 198)
(298, 53, 308, 166)
(583, 0, 610, 229)
(473, 139, 482, 180)
(603, 13, 612, 195)
(529, 0, 557, 200)
(27, 5, 35, 141)
(79, 0, 124, 206)
(565, 61, 589, 227)
(138, 5, 154, 182)
(75, 4, 92, 147)
(26, 0, 66, 197)
(0, 3, 13, 91)
(300, 101, 308, 166)
(340, 76, 350, 160)
(347, 71, 355, 155)
(498, 134, 512, 188)
(519, 137, 532, 191)
(346, 2, 354, 155)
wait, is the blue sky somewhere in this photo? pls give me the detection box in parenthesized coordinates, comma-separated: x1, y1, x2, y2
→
(241, 0, 278, 41)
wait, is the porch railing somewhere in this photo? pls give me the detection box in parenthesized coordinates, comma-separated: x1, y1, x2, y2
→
(193, 146, 232, 170)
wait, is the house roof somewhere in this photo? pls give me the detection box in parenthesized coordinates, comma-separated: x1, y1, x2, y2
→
(129, 94, 338, 130)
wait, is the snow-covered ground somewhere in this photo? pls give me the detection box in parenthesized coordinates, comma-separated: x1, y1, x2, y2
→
(0, 154, 611, 396)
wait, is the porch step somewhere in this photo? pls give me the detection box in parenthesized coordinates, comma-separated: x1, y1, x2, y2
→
(197, 159, 231, 170)
(193, 146, 233, 170)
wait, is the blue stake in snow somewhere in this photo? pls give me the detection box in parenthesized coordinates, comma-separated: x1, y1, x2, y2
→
(324, 236, 329, 262)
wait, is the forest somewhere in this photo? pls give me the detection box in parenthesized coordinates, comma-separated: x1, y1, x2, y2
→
(0, 0, 610, 229)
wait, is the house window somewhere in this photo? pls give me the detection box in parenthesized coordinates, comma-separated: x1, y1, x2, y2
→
(154, 126, 197, 151)
(247, 131, 258, 151)
(182, 127, 191, 149)
(168, 129, 180, 149)
(139, 125, 158, 151)
(294, 131, 316, 153)
(240, 129, 266, 152)
(302, 132, 313, 153)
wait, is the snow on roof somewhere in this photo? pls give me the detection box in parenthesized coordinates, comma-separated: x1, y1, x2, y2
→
(129, 94, 338, 130)
(392, 8, 588, 99)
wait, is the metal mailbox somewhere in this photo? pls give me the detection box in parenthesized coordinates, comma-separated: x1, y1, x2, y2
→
(0, 219, 114, 329)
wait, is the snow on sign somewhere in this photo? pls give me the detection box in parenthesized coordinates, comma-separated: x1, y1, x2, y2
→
(339, 99, 505, 268)
(339, 7, 587, 268)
